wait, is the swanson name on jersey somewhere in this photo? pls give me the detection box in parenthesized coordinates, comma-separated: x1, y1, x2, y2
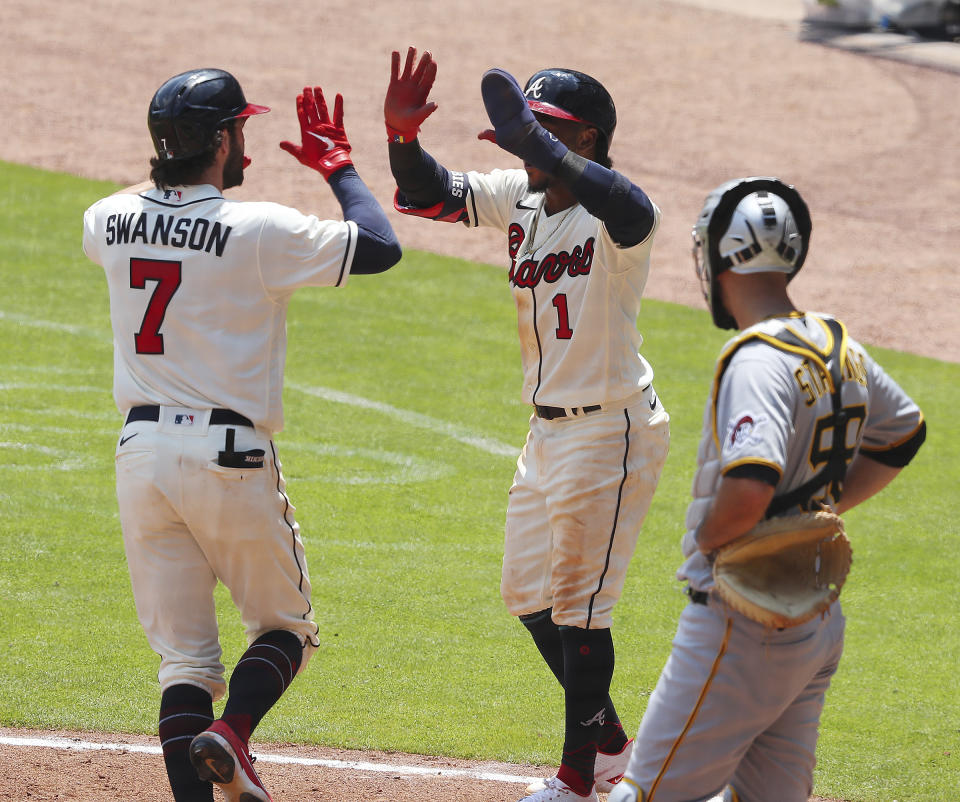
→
(104, 212, 232, 257)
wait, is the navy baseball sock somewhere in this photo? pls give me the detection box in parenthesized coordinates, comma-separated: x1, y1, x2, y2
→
(520, 609, 565, 685)
(158, 683, 214, 802)
(521, 611, 624, 734)
(598, 719, 629, 755)
(557, 626, 618, 794)
(221, 629, 303, 743)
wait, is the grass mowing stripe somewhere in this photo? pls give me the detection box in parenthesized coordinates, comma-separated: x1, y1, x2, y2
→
(289, 382, 518, 457)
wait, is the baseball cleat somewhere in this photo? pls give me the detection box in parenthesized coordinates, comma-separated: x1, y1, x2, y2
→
(189, 719, 273, 802)
(526, 739, 633, 796)
(519, 776, 599, 801)
(594, 737, 633, 793)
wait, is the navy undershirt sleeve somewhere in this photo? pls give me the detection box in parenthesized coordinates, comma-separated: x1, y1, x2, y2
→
(388, 141, 470, 222)
(554, 152, 656, 248)
(388, 140, 447, 206)
(327, 165, 402, 274)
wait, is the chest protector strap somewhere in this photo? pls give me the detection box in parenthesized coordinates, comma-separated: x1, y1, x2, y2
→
(716, 317, 850, 518)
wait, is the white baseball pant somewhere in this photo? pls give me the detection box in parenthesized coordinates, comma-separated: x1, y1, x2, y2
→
(501, 386, 670, 629)
(115, 405, 318, 701)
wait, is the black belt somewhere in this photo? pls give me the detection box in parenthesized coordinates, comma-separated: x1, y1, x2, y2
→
(534, 404, 602, 420)
(686, 587, 710, 605)
(125, 405, 254, 428)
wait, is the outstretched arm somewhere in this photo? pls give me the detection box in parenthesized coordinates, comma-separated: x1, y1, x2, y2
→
(385, 47, 470, 222)
(479, 69, 656, 246)
(280, 86, 400, 273)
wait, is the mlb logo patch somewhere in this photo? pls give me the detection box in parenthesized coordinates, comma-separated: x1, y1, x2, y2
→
(174, 414, 195, 426)
(163, 189, 183, 201)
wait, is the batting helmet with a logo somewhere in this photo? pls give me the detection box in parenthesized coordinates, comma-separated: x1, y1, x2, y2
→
(523, 68, 617, 145)
(148, 68, 269, 161)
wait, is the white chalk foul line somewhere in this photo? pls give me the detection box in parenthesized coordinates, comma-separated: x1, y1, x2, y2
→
(0, 735, 539, 786)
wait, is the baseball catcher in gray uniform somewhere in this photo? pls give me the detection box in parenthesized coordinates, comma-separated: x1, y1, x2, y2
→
(609, 177, 926, 802)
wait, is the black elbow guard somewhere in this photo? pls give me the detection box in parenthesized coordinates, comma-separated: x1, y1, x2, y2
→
(394, 171, 471, 224)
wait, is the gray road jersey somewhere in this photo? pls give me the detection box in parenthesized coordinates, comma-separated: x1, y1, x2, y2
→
(678, 312, 924, 591)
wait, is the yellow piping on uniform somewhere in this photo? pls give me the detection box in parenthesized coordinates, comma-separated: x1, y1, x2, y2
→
(710, 317, 848, 452)
(753, 334, 834, 392)
(647, 616, 733, 801)
(617, 776, 644, 801)
(721, 457, 782, 476)
(860, 410, 926, 451)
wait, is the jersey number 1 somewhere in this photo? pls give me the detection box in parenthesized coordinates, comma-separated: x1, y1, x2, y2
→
(130, 258, 182, 354)
(552, 293, 573, 339)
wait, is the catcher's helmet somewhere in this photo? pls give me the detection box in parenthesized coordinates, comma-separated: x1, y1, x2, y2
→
(148, 68, 270, 161)
(523, 68, 616, 145)
(692, 177, 812, 330)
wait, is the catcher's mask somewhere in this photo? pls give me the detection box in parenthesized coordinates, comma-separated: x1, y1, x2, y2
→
(523, 68, 616, 148)
(692, 177, 811, 330)
(148, 68, 270, 161)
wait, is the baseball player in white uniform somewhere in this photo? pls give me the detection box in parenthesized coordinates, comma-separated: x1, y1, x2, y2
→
(609, 178, 926, 802)
(384, 49, 671, 801)
(82, 69, 401, 802)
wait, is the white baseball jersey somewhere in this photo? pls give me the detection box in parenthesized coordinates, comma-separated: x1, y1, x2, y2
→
(463, 168, 659, 408)
(83, 183, 358, 432)
(678, 311, 925, 591)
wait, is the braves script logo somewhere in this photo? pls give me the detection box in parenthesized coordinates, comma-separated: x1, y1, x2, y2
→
(507, 224, 594, 288)
(525, 76, 547, 99)
(726, 411, 769, 450)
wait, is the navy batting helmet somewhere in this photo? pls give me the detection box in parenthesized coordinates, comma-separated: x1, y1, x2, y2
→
(148, 68, 270, 161)
(522, 68, 617, 145)
(692, 177, 812, 330)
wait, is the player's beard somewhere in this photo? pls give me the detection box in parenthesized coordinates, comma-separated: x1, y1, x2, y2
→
(525, 164, 553, 194)
(222, 131, 245, 190)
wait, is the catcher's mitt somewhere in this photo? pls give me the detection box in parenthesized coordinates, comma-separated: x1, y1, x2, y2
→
(712, 510, 851, 628)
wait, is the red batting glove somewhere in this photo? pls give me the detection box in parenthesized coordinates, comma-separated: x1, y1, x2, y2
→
(384, 46, 438, 143)
(279, 86, 353, 180)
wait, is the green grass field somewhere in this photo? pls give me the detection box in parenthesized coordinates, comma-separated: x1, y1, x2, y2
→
(1, 161, 957, 800)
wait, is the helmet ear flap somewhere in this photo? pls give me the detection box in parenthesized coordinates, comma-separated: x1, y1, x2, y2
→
(700, 177, 811, 330)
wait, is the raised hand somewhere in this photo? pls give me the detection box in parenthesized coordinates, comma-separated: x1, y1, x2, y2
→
(279, 86, 353, 180)
(384, 46, 438, 143)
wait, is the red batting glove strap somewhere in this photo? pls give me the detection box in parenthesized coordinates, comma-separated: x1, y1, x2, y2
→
(386, 123, 419, 144)
(317, 148, 353, 178)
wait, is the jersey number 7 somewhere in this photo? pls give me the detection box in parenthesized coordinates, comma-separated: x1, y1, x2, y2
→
(130, 257, 182, 354)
